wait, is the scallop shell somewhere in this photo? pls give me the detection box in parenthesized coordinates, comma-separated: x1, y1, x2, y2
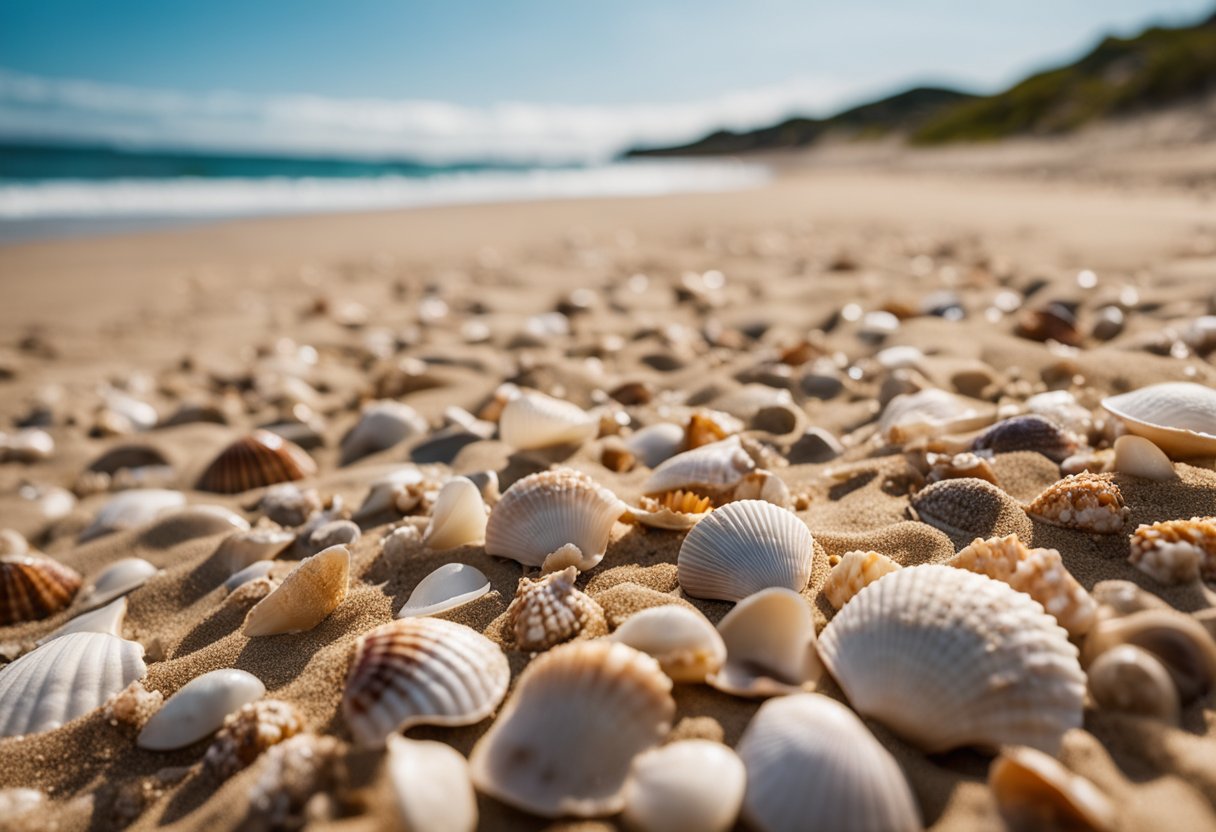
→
(624, 422, 685, 468)
(1025, 473, 1129, 534)
(818, 565, 1085, 753)
(823, 550, 901, 610)
(642, 435, 757, 496)
(0, 632, 146, 737)
(1080, 609, 1216, 702)
(423, 477, 487, 549)
(217, 526, 295, 574)
(736, 693, 922, 832)
(1128, 516, 1216, 584)
(37, 597, 127, 646)
(196, 430, 317, 494)
(989, 746, 1117, 832)
(1101, 382, 1216, 457)
(677, 500, 814, 602)
(709, 587, 822, 698)
(338, 400, 428, 465)
(608, 604, 725, 683)
(204, 699, 305, 777)
(242, 545, 349, 637)
(628, 490, 713, 530)
(397, 563, 491, 619)
(79, 557, 159, 610)
(386, 735, 478, 832)
(468, 640, 674, 818)
(1087, 644, 1180, 723)
(0, 553, 81, 626)
(880, 388, 994, 444)
(622, 740, 745, 832)
(138, 668, 266, 750)
(498, 389, 598, 450)
(484, 468, 625, 573)
(1112, 435, 1177, 481)
(909, 477, 1031, 542)
(79, 488, 186, 542)
(342, 617, 509, 748)
(971, 414, 1078, 462)
(505, 566, 606, 651)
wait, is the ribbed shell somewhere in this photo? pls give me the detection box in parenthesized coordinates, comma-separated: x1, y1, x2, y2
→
(424, 477, 487, 549)
(909, 477, 1031, 543)
(0, 554, 81, 626)
(642, 436, 756, 496)
(677, 500, 814, 602)
(818, 565, 1085, 754)
(342, 617, 509, 748)
(971, 414, 1078, 462)
(468, 640, 674, 818)
(196, 430, 317, 494)
(498, 389, 598, 450)
(1025, 473, 1129, 534)
(1101, 382, 1216, 457)
(823, 550, 901, 610)
(736, 694, 922, 832)
(339, 400, 428, 465)
(0, 631, 146, 737)
(242, 545, 349, 637)
(138, 668, 266, 751)
(505, 566, 606, 651)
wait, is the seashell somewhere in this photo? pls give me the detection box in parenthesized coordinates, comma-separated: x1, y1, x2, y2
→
(1087, 644, 1180, 723)
(145, 506, 250, 545)
(642, 435, 756, 496)
(217, 526, 295, 574)
(204, 699, 305, 778)
(0, 788, 46, 822)
(224, 560, 278, 592)
(423, 477, 487, 549)
(103, 679, 162, 729)
(37, 597, 127, 646)
(729, 469, 792, 507)
(2, 427, 54, 463)
(819, 565, 1085, 753)
(1128, 516, 1216, 584)
(138, 669, 266, 750)
(79, 488, 186, 541)
(924, 451, 999, 486)
(736, 693, 921, 832)
(684, 410, 743, 449)
(880, 388, 994, 444)
(245, 733, 344, 830)
(305, 519, 360, 554)
(0, 528, 28, 556)
(242, 545, 349, 637)
(1025, 390, 1093, 437)
(1080, 609, 1216, 702)
(386, 734, 478, 832)
(343, 617, 509, 748)
(908, 477, 1030, 542)
(397, 563, 491, 619)
(1112, 435, 1176, 481)
(102, 388, 159, 431)
(353, 467, 426, 520)
(708, 587, 822, 698)
(989, 746, 1117, 832)
(86, 442, 170, 475)
(484, 468, 625, 573)
(971, 414, 1078, 463)
(498, 389, 598, 450)
(1091, 579, 1170, 618)
(79, 557, 159, 610)
(18, 483, 77, 522)
(0, 632, 145, 737)
(622, 740, 745, 832)
(607, 604, 725, 683)
(469, 640, 674, 818)
(196, 430, 317, 494)
(823, 550, 901, 610)
(625, 422, 685, 468)
(505, 566, 606, 651)
(1101, 382, 1216, 457)
(1025, 473, 1129, 534)
(0, 552, 81, 625)
(950, 535, 1097, 637)
(677, 500, 814, 602)
(254, 483, 323, 527)
(628, 489, 713, 530)
(339, 400, 428, 465)
(1015, 302, 1082, 346)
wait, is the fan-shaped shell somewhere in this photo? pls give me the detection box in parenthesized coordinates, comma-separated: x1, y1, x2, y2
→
(0, 553, 81, 626)
(79, 557, 158, 610)
(971, 414, 1078, 463)
(880, 388, 994, 444)
(505, 566, 606, 651)
(0, 632, 146, 737)
(386, 735, 477, 832)
(423, 477, 487, 549)
(339, 400, 428, 465)
(138, 669, 266, 750)
(1101, 382, 1216, 457)
(1087, 644, 1180, 723)
(498, 389, 598, 450)
(989, 746, 1116, 832)
(818, 565, 1085, 754)
(469, 640, 674, 818)
(1025, 473, 1129, 534)
(736, 693, 922, 832)
(485, 468, 625, 573)
(608, 604, 725, 683)
(196, 430, 317, 494)
(79, 489, 186, 542)
(343, 617, 509, 748)
(642, 436, 756, 496)
(37, 597, 127, 646)
(909, 477, 1031, 543)
(677, 500, 814, 602)
(242, 545, 349, 637)
(709, 587, 822, 697)
(622, 740, 745, 832)
(397, 563, 491, 619)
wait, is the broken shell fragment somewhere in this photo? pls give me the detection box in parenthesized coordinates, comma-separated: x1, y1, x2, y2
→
(397, 563, 491, 619)
(1128, 516, 1216, 584)
(622, 740, 745, 832)
(709, 587, 822, 698)
(138, 669, 266, 751)
(1087, 644, 1180, 723)
(608, 604, 725, 683)
(79, 557, 158, 610)
(196, 430, 317, 494)
(1025, 473, 1129, 534)
(386, 734, 477, 832)
(989, 745, 1117, 832)
(880, 388, 994, 444)
(423, 477, 487, 549)
(242, 545, 349, 637)
(498, 389, 598, 450)
(505, 566, 606, 651)
(1101, 382, 1216, 457)
(823, 550, 901, 610)
(0, 552, 81, 626)
(1112, 435, 1176, 481)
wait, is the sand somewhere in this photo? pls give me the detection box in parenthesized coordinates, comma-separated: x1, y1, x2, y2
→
(2, 144, 1216, 831)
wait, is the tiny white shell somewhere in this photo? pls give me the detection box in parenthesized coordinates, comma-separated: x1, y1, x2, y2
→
(386, 735, 478, 832)
(498, 389, 598, 450)
(144, 505, 250, 543)
(1112, 435, 1177, 481)
(709, 587, 822, 698)
(1102, 382, 1216, 457)
(608, 605, 725, 683)
(625, 422, 685, 468)
(339, 400, 428, 465)
(424, 477, 487, 549)
(397, 563, 491, 619)
(622, 740, 746, 832)
(79, 489, 186, 542)
(642, 436, 756, 496)
(79, 557, 159, 610)
(37, 597, 128, 646)
(138, 669, 266, 750)
(242, 545, 349, 637)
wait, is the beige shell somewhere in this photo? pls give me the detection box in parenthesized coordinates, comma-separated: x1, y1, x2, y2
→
(736, 693, 922, 832)
(204, 699, 305, 777)
(79, 557, 159, 610)
(396, 563, 491, 619)
(242, 545, 349, 637)
(505, 566, 606, 651)
(642, 435, 756, 496)
(622, 740, 745, 832)
(909, 477, 1031, 542)
(729, 469, 792, 507)
(924, 451, 1000, 486)
(339, 400, 427, 465)
(608, 604, 725, 683)
(79, 488, 186, 542)
(624, 422, 685, 468)
(1091, 579, 1170, 618)
(1128, 516, 1216, 584)
(628, 490, 713, 530)
(823, 550, 901, 610)
(498, 389, 598, 450)
(386, 734, 478, 832)
(880, 388, 994, 444)
(1087, 644, 1180, 723)
(989, 746, 1117, 832)
(1025, 473, 1129, 534)
(677, 500, 814, 602)
(138, 669, 266, 751)
(708, 587, 822, 698)
(217, 526, 295, 574)
(1080, 609, 1216, 702)
(1112, 435, 1177, 481)
(1101, 382, 1216, 457)
(423, 477, 487, 549)
(819, 565, 1085, 753)
(468, 640, 674, 818)
(37, 597, 127, 646)
(484, 468, 625, 573)
(343, 617, 509, 748)
(0, 553, 81, 626)
(197, 430, 317, 494)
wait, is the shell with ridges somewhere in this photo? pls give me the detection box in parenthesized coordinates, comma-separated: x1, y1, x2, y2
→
(79, 489, 186, 542)
(642, 435, 756, 497)
(386, 734, 477, 832)
(1087, 644, 1180, 723)
(1101, 382, 1216, 457)
(0, 553, 81, 626)
(1080, 609, 1216, 702)
(709, 587, 822, 698)
(971, 414, 1078, 463)
(1112, 435, 1177, 481)
(37, 597, 127, 646)
(138, 668, 266, 750)
(423, 477, 487, 549)
(628, 490, 713, 530)
(622, 740, 745, 832)
(989, 745, 1116, 832)
(396, 563, 491, 619)
(242, 545, 349, 637)
(1128, 516, 1216, 584)
(196, 430, 317, 494)
(909, 477, 1031, 543)
(1025, 473, 1129, 534)
(498, 389, 598, 450)
(505, 566, 606, 651)
(339, 400, 427, 465)
(79, 557, 158, 610)
(823, 550, 901, 610)
(608, 604, 725, 683)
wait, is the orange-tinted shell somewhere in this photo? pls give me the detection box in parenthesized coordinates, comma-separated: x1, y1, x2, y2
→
(196, 430, 317, 494)
(0, 554, 82, 626)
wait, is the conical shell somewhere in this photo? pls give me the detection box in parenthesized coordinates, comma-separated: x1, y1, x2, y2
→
(608, 604, 725, 683)
(37, 597, 127, 646)
(1080, 609, 1216, 702)
(505, 566, 606, 651)
(1101, 382, 1216, 457)
(909, 477, 1031, 543)
(989, 746, 1117, 832)
(880, 388, 994, 444)
(1128, 516, 1216, 584)
(1025, 473, 1129, 534)
(242, 545, 349, 637)
(469, 640, 674, 818)
(343, 617, 509, 748)
(485, 468, 624, 573)
(0, 632, 146, 737)
(1086, 644, 1180, 723)
(397, 563, 491, 619)
(138, 668, 266, 750)
(1112, 435, 1177, 481)
(642, 436, 756, 496)
(622, 740, 745, 832)
(677, 500, 814, 602)
(0, 553, 81, 626)
(339, 400, 427, 465)
(499, 389, 598, 450)
(971, 414, 1078, 463)
(79, 557, 158, 610)
(196, 430, 317, 494)
(79, 489, 186, 542)
(818, 565, 1085, 754)
(736, 693, 922, 832)
(423, 477, 487, 549)
(823, 550, 901, 610)
(386, 735, 478, 832)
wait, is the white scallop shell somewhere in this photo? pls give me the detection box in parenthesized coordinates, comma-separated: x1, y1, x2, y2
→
(879, 388, 994, 444)
(642, 436, 756, 496)
(396, 563, 491, 619)
(1112, 435, 1177, 481)
(79, 489, 186, 542)
(818, 565, 1085, 754)
(37, 597, 127, 646)
(1102, 382, 1216, 456)
(216, 526, 295, 574)
(79, 557, 159, 610)
(138, 668, 266, 750)
(709, 587, 822, 698)
(736, 694, 922, 832)
(498, 389, 598, 450)
(339, 400, 428, 465)
(608, 604, 725, 683)
(0, 632, 146, 737)
(469, 640, 674, 818)
(622, 740, 745, 832)
(677, 500, 814, 602)
(242, 545, 349, 637)
(423, 477, 487, 549)
(625, 422, 685, 468)
(386, 735, 477, 832)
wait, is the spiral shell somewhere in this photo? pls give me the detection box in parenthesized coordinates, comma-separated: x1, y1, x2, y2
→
(608, 605, 725, 683)
(908, 477, 1031, 543)
(498, 389, 598, 450)
(196, 430, 317, 494)
(622, 740, 745, 832)
(1025, 473, 1129, 534)
(1128, 516, 1216, 584)
(989, 746, 1116, 832)
(823, 550, 901, 610)
(0, 553, 81, 626)
(1080, 609, 1216, 702)
(642, 436, 756, 497)
(709, 587, 822, 698)
(242, 545, 349, 637)
(1101, 382, 1216, 457)
(971, 414, 1078, 463)
(505, 566, 606, 651)
(339, 400, 427, 465)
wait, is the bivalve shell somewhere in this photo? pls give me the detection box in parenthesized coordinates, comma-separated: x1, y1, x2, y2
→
(823, 550, 901, 610)
(1025, 473, 1129, 534)
(79, 557, 158, 610)
(196, 430, 317, 494)
(624, 422, 685, 468)
(909, 477, 1030, 543)
(989, 746, 1117, 832)
(608, 604, 725, 683)
(642, 436, 756, 497)
(397, 563, 491, 619)
(1101, 382, 1216, 457)
(339, 400, 427, 465)
(138, 669, 266, 750)
(505, 566, 606, 651)
(880, 388, 994, 444)
(1128, 516, 1216, 584)
(386, 735, 477, 832)
(37, 597, 127, 646)
(79, 489, 186, 542)
(971, 415, 1078, 463)
(217, 526, 295, 574)
(242, 545, 349, 637)
(1112, 435, 1177, 481)
(423, 477, 487, 549)
(498, 389, 598, 450)
(709, 587, 822, 698)
(628, 490, 713, 530)
(0, 553, 81, 625)
(622, 740, 745, 832)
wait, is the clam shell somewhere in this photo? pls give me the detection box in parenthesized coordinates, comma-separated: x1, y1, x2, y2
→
(625, 422, 685, 468)
(0, 553, 81, 626)
(909, 477, 1031, 543)
(677, 500, 814, 602)
(971, 414, 1078, 463)
(0, 632, 146, 737)
(736, 693, 922, 832)
(242, 545, 349, 637)
(818, 565, 1085, 753)
(880, 388, 994, 444)
(1080, 609, 1216, 702)
(989, 746, 1117, 832)
(1101, 382, 1216, 457)
(79, 489, 186, 542)
(642, 436, 756, 496)
(505, 566, 606, 651)
(343, 617, 509, 748)
(386, 735, 477, 832)
(823, 550, 901, 610)
(339, 400, 428, 465)
(224, 560, 277, 592)
(622, 740, 745, 832)
(396, 563, 491, 619)
(708, 587, 822, 698)
(37, 597, 127, 646)
(1087, 644, 1180, 723)
(484, 468, 625, 573)
(1025, 473, 1129, 534)
(498, 389, 598, 450)
(217, 526, 295, 574)
(608, 604, 725, 683)
(423, 477, 487, 549)
(138, 669, 266, 750)
(79, 557, 159, 610)
(1026, 390, 1093, 437)
(1112, 435, 1176, 481)
(196, 430, 317, 494)
(469, 640, 674, 818)
(1128, 516, 1216, 584)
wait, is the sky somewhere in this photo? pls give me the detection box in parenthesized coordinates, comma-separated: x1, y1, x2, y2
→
(0, 0, 1211, 163)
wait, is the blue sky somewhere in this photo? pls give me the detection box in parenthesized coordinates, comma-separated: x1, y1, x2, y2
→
(0, 1, 1211, 161)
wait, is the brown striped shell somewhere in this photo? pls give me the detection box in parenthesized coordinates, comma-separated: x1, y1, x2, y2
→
(971, 415, 1079, 463)
(1025, 473, 1129, 535)
(0, 553, 82, 626)
(196, 430, 318, 494)
(908, 477, 1031, 543)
